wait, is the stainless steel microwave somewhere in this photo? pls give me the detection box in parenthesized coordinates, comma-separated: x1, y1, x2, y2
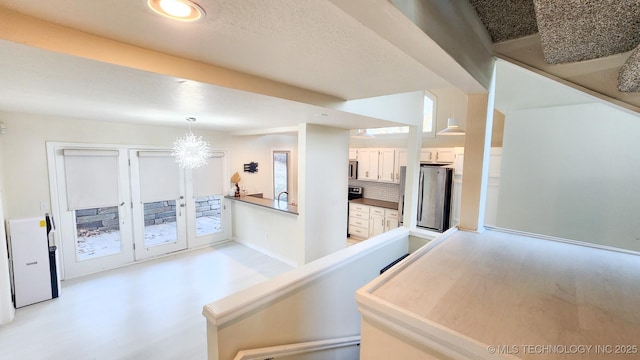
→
(348, 160, 358, 179)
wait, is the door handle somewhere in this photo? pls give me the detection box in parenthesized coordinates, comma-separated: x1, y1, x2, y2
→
(418, 171, 424, 221)
(180, 203, 186, 207)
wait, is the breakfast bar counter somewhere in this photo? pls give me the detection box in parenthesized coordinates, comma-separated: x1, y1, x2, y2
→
(225, 195, 298, 215)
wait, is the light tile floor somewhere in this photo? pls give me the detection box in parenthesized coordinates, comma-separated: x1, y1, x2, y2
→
(0, 242, 293, 360)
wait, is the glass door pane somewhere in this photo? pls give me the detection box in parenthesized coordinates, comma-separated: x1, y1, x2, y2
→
(143, 200, 178, 247)
(75, 206, 121, 261)
(194, 195, 222, 237)
(188, 152, 228, 248)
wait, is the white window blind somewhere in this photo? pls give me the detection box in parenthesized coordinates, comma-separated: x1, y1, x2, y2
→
(63, 149, 119, 210)
(138, 151, 180, 203)
(192, 152, 225, 197)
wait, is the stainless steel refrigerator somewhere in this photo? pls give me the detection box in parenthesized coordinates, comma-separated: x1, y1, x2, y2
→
(398, 164, 453, 232)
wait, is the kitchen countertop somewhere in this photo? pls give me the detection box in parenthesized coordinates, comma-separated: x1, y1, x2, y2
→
(349, 198, 399, 210)
(225, 195, 298, 215)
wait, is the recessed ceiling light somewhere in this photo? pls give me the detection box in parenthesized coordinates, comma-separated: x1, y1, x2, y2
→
(147, 0, 205, 22)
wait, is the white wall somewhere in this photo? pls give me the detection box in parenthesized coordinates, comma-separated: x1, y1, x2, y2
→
(348, 88, 503, 149)
(229, 134, 298, 200)
(0, 113, 232, 321)
(0, 132, 15, 323)
(298, 124, 349, 263)
(497, 103, 640, 252)
(0, 112, 230, 220)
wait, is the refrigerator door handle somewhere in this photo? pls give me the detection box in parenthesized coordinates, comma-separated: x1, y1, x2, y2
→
(434, 170, 444, 230)
(417, 169, 424, 222)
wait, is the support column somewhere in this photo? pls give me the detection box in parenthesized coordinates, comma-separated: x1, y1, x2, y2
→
(459, 65, 496, 231)
(402, 123, 423, 229)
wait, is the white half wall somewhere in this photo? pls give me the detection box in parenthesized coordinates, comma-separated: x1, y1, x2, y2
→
(204, 228, 411, 360)
(298, 124, 349, 264)
(229, 199, 299, 267)
(497, 103, 640, 252)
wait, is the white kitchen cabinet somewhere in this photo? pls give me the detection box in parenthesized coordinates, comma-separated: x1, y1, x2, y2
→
(448, 148, 502, 228)
(394, 149, 408, 183)
(378, 148, 396, 183)
(384, 209, 399, 231)
(354, 147, 458, 183)
(349, 203, 370, 239)
(349, 203, 399, 239)
(450, 176, 463, 227)
(422, 148, 455, 163)
(420, 148, 435, 162)
(484, 148, 502, 227)
(349, 148, 358, 160)
(356, 148, 396, 182)
(369, 206, 386, 237)
(450, 148, 465, 227)
(357, 149, 379, 181)
(435, 148, 456, 163)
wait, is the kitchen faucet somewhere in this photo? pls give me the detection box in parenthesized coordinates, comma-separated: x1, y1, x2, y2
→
(277, 191, 288, 203)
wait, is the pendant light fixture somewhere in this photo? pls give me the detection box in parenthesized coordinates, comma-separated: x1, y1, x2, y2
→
(437, 117, 466, 136)
(172, 117, 212, 168)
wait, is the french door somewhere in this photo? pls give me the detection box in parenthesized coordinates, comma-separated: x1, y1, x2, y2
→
(129, 150, 187, 260)
(48, 143, 229, 279)
(51, 147, 135, 278)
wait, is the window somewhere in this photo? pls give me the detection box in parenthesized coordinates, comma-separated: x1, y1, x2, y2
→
(273, 151, 289, 202)
(366, 91, 435, 136)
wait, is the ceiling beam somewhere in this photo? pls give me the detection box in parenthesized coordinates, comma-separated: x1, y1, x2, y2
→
(0, 7, 343, 108)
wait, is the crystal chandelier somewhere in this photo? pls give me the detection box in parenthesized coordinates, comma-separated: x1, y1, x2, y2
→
(172, 117, 212, 168)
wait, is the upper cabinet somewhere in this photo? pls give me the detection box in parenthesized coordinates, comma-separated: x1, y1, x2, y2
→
(394, 149, 408, 183)
(352, 147, 463, 184)
(356, 148, 397, 182)
(422, 148, 455, 163)
(356, 148, 380, 181)
(420, 148, 434, 162)
(378, 149, 396, 183)
(349, 148, 464, 184)
(434, 148, 456, 163)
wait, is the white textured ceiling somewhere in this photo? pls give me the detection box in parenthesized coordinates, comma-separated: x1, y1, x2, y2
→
(0, 0, 483, 132)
